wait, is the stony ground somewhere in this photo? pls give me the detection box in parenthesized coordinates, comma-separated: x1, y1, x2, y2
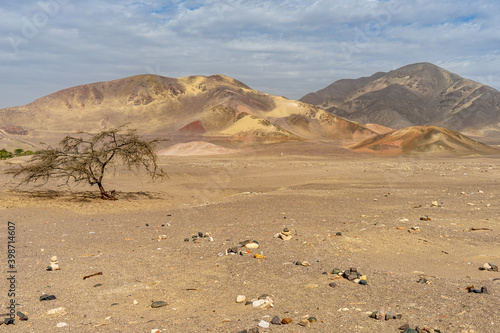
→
(0, 148, 499, 332)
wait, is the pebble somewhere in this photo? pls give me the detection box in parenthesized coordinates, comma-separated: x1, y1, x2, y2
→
(151, 330, 161, 333)
(271, 316, 281, 325)
(236, 295, 246, 303)
(40, 294, 57, 301)
(308, 316, 317, 323)
(151, 301, 168, 308)
(298, 319, 310, 327)
(257, 320, 269, 328)
(45, 307, 66, 316)
(56, 322, 68, 328)
(281, 318, 293, 324)
(329, 282, 337, 288)
(331, 267, 341, 275)
(4, 318, 15, 325)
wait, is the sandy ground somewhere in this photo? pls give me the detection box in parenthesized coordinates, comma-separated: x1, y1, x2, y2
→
(0, 145, 499, 332)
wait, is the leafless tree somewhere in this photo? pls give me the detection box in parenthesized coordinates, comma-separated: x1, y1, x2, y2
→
(7, 127, 167, 200)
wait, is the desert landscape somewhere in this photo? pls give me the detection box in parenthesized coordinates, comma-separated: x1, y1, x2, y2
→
(1, 63, 500, 332)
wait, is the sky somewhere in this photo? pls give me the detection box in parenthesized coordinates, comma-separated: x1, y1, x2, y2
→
(1, 0, 500, 108)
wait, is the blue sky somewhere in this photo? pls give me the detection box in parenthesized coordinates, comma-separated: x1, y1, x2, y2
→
(1, 0, 499, 108)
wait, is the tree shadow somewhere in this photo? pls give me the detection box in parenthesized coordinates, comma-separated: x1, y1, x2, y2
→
(8, 190, 163, 202)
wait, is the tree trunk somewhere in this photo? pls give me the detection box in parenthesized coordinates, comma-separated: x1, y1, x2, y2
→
(97, 182, 117, 200)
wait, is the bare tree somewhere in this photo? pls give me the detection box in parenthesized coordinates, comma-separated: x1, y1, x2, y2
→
(7, 127, 167, 200)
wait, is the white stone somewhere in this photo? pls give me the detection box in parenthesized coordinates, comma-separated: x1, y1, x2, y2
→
(56, 322, 67, 327)
(258, 320, 270, 328)
(236, 295, 246, 303)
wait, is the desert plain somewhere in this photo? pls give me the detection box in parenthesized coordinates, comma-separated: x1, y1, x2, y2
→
(0, 141, 499, 333)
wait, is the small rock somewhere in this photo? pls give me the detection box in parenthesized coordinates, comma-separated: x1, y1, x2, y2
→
(331, 267, 341, 275)
(44, 307, 66, 316)
(375, 308, 386, 320)
(385, 310, 394, 320)
(329, 282, 337, 288)
(151, 301, 168, 308)
(244, 241, 259, 249)
(271, 316, 281, 325)
(431, 201, 439, 207)
(481, 286, 488, 294)
(399, 323, 410, 330)
(17, 311, 28, 321)
(281, 318, 293, 324)
(236, 295, 246, 303)
(298, 319, 310, 327)
(258, 320, 269, 328)
(151, 330, 161, 333)
(4, 318, 15, 325)
(133, 300, 139, 305)
(56, 322, 68, 328)
(40, 294, 57, 301)
(308, 316, 317, 323)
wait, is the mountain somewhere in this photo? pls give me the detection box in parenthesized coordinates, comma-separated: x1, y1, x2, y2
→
(300, 63, 500, 136)
(0, 74, 376, 144)
(349, 125, 498, 155)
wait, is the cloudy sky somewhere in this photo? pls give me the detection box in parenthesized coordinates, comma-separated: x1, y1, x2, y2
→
(1, 0, 499, 108)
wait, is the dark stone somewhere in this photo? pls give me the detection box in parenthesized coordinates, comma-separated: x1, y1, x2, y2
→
(17, 311, 28, 321)
(94, 283, 103, 287)
(40, 294, 56, 301)
(145, 223, 149, 226)
(198, 232, 204, 238)
(481, 286, 489, 294)
(111, 303, 119, 306)
(336, 232, 342, 236)
(151, 301, 168, 308)
(402, 329, 418, 333)
(184, 238, 190, 242)
(308, 316, 317, 323)
(331, 267, 341, 275)
(350, 267, 357, 273)
(399, 323, 410, 330)
(271, 316, 281, 325)
(4, 318, 15, 325)
(360, 280, 368, 285)
(329, 282, 337, 288)
(489, 264, 499, 272)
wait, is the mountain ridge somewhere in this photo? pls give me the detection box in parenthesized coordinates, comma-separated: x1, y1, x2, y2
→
(300, 62, 500, 136)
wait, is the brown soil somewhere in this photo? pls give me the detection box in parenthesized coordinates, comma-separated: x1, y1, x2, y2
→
(0, 147, 499, 332)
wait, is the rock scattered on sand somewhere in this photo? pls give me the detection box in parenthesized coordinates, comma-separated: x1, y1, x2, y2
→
(46, 256, 60, 271)
(274, 228, 292, 240)
(151, 301, 168, 308)
(44, 307, 66, 316)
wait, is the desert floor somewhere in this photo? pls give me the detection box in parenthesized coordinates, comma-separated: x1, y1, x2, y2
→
(0, 144, 499, 332)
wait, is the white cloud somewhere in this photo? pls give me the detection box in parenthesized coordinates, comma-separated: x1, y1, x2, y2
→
(0, 0, 499, 108)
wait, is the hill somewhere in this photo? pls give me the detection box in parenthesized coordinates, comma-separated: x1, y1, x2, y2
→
(0, 74, 376, 144)
(349, 125, 499, 155)
(300, 63, 500, 136)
